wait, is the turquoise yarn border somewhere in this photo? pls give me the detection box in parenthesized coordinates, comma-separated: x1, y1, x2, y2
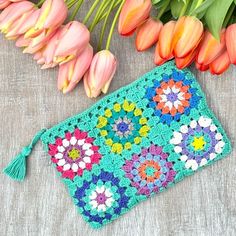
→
(40, 61, 232, 229)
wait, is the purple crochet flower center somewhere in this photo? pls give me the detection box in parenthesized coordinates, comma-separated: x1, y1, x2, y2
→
(180, 124, 217, 163)
(96, 193, 108, 205)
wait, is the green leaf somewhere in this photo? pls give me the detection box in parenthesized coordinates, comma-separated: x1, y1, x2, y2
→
(188, 0, 216, 16)
(204, 0, 234, 40)
(170, 0, 186, 18)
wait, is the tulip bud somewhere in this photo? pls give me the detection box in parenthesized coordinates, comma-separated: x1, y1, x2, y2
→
(154, 42, 170, 66)
(25, 0, 67, 39)
(135, 18, 163, 51)
(159, 21, 176, 59)
(5, 9, 40, 39)
(172, 16, 203, 58)
(57, 45, 93, 93)
(118, 0, 151, 36)
(197, 30, 226, 65)
(54, 21, 90, 65)
(15, 35, 30, 47)
(0, 0, 10, 10)
(195, 62, 209, 72)
(209, 51, 231, 75)
(0, 1, 35, 34)
(226, 24, 236, 65)
(175, 48, 198, 69)
(84, 50, 117, 98)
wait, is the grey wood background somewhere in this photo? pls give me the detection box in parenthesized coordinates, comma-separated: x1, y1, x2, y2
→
(0, 4, 236, 236)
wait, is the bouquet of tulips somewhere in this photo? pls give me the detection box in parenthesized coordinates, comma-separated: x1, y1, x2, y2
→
(0, 0, 235, 98)
(0, 0, 123, 97)
(119, 0, 236, 75)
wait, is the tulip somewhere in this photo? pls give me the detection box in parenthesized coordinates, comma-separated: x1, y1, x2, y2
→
(58, 45, 93, 93)
(118, 0, 152, 36)
(25, 0, 67, 39)
(175, 48, 198, 69)
(53, 21, 90, 65)
(0, 0, 10, 9)
(135, 18, 163, 51)
(154, 42, 172, 66)
(197, 30, 226, 65)
(159, 21, 176, 59)
(226, 24, 236, 65)
(84, 50, 117, 98)
(172, 16, 203, 58)
(5, 9, 40, 39)
(0, 1, 35, 34)
(15, 35, 30, 47)
(209, 51, 231, 75)
(195, 62, 209, 72)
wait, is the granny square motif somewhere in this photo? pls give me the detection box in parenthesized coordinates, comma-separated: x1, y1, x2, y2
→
(4, 61, 232, 229)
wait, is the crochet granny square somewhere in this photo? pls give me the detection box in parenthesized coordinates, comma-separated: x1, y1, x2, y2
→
(34, 61, 231, 228)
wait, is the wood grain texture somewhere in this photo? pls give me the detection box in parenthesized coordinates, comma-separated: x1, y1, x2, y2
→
(0, 5, 236, 236)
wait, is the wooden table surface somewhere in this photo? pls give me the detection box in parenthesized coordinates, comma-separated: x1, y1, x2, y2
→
(0, 6, 236, 236)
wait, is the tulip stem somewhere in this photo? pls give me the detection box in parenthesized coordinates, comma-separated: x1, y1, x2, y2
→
(36, 0, 46, 7)
(179, 0, 190, 17)
(83, 0, 101, 25)
(98, 0, 116, 50)
(70, 0, 84, 21)
(156, 0, 170, 20)
(89, 0, 110, 32)
(105, 0, 125, 50)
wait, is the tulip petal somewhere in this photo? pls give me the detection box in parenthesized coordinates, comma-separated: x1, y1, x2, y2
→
(209, 50, 231, 75)
(226, 24, 236, 65)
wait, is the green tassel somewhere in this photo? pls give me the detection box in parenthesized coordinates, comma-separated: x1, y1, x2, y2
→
(3, 129, 47, 181)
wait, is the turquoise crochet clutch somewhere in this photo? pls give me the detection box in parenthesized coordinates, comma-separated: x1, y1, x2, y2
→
(4, 61, 231, 229)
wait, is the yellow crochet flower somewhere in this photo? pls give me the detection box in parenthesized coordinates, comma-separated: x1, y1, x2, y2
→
(97, 100, 150, 154)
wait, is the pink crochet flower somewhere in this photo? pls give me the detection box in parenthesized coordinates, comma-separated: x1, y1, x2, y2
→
(48, 128, 102, 179)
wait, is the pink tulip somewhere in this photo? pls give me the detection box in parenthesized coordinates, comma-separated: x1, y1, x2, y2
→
(226, 24, 236, 65)
(135, 18, 163, 51)
(15, 35, 30, 47)
(0, 1, 35, 34)
(57, 45, 93, 93)
(118, 0, 152, 36)
(6, 9, 40, 39)
(53, 21, 90, 65)
(84, 50, 117, 98)
(25, 0, 67, 39)
(0, 0, 10, 10)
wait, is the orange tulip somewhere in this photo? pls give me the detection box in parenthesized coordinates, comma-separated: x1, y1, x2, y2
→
(175, 48, 198, 69)
(195, 62, 209, 72)
(226, 24, 236, 65)
(118, 0, 151, 36)
(172, 16, 203, 58)
(209, 50, 231, 75)
(154, 42, 170, 66)
(197, 30, 226, 65)
(159, 20, 176, 59)
(135, 18, 163, 51)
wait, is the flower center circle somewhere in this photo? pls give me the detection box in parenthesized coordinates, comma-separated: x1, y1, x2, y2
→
(68, 148, 80, 161)
(117, 121, 129, 133)
(191, 136, 206, 151)
(167, 91, 178, 102)
(145, 166, 156, 177)
(96, 193, 107, 204)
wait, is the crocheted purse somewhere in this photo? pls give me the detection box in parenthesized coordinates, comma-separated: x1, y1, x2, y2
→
(4, 61, 231, 229)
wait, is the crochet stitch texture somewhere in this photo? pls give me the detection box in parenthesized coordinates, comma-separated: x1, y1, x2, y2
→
(40, 61, 231, 228)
